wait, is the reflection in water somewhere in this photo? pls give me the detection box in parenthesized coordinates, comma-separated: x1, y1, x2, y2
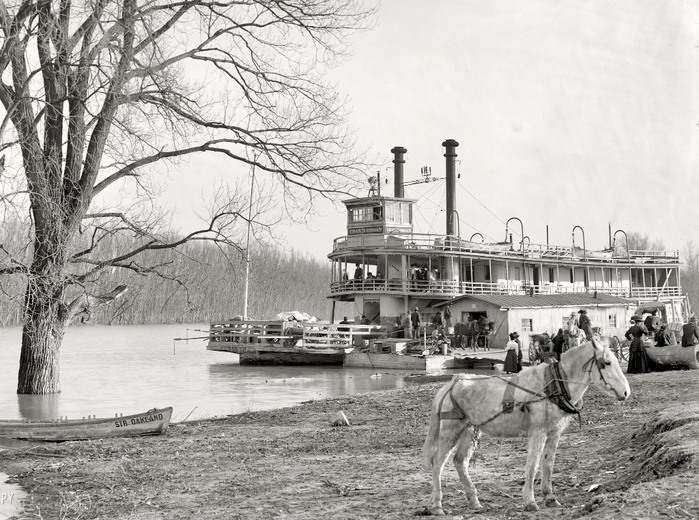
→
(206, 363, 406, 415)
(17, 394, 60, 421)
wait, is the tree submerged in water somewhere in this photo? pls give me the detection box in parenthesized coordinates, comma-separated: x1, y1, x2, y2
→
(0, 1, 373, 394)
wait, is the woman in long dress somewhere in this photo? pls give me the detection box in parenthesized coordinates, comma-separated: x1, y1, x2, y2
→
(625, 316, 651, 374)
(504, 332, 520, 373)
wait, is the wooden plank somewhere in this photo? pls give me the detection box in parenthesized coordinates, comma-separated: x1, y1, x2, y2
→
(343, 352, 455, 370)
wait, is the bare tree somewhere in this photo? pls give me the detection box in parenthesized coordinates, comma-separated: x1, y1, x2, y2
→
(0, 0, 373, 393)
(681, 242, 699, 315)
(612, 231, 665, 257)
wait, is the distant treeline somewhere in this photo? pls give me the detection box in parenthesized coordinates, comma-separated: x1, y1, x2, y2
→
(0, 240, 348, 326)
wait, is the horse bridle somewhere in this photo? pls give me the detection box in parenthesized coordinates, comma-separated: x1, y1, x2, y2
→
(582, 344, 612, 386)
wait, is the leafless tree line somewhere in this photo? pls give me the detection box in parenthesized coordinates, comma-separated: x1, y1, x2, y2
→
(0, 232, 331, 326)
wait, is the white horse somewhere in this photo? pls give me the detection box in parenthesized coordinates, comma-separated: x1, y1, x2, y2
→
(423, 338, 630, 514)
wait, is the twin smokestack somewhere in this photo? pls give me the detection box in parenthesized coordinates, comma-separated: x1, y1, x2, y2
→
(391, 140, 459, 236)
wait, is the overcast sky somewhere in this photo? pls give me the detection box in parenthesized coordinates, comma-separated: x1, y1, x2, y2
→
(169, 0, 698, 260)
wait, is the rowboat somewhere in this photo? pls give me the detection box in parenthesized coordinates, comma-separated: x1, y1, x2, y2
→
(0, 407, 173, 442)
(646, 343, 699, 370)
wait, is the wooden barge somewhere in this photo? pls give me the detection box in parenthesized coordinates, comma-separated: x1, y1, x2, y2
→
(207, 319, 383, 365)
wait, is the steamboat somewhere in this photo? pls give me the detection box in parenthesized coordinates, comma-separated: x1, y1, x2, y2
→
(209, 139, 692, 370)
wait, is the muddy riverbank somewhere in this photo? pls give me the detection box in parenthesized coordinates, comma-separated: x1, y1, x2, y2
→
(1, 370, 698, 519)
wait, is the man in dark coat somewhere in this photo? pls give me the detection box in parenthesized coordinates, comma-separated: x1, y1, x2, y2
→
(655, 324, 673, 347)
(411, 307, 421, 338)
(432, 311, 443, 332)
(681, 316, 699, 347)
(552, 328, 566, 361)
(644, 310, 661, 336)
(353, 262, 363, 278)
(577, 309, 593, 340)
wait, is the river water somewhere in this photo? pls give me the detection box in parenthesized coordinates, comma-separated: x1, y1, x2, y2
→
(0, 323, 471, 518)
(0, 323, 437, 423)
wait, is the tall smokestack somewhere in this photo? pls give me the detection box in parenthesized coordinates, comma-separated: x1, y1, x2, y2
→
(391, 146, 407, 198)
(443, 139, 459, 236)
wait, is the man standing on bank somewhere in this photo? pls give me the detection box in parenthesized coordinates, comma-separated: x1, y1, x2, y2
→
(644, 309, 661, 337)
(577, 309, 593, 341)
(681, 316, 699, 348)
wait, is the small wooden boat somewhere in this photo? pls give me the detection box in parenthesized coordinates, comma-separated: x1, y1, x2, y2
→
(646, 343, 699, 370)
(0, 407, 173, 442)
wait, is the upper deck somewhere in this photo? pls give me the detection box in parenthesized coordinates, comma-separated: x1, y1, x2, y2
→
(328, 170, 682, 304)
(328, 232, 682, 300)
(330, 231, 679, 266)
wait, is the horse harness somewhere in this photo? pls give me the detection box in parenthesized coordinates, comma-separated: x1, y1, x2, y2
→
(439, 361, 586, 428)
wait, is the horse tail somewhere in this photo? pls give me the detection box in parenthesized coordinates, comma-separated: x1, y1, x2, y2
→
(422, 376, 460, 470)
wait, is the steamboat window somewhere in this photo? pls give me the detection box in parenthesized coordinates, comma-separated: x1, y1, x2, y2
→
(484, 265, 491, 281)
(520, 318, 533, 332)
(608, 314, 617, 328)
(350, 206, 383, 223)
(549, 268, 555, 283)
(383, 201, 412, 225)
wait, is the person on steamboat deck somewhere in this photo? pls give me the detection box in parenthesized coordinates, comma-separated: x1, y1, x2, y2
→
(353, 263, 363, 285)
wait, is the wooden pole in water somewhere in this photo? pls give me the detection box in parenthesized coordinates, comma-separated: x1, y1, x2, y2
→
(243, 156, 258, 321)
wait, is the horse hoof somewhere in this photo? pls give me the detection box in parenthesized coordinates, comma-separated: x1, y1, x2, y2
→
(469, 501, 483, 510)
(429, 507, 445, 516)
(545, 498, 562, 508)
(524, 502, 540, 512)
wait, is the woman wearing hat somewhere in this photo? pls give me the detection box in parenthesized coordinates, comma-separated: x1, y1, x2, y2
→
(503, 332, 521, 374)
(625, 316, 651, 374)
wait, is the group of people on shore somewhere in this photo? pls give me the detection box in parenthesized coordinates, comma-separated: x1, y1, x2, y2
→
(393, 304, 452, 340)
(625, 310, 699, 374)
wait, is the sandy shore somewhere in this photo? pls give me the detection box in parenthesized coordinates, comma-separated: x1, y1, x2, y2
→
(1, 369, 698, 519)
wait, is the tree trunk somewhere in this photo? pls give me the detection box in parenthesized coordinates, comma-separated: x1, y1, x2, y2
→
(17, 279, 67, 394)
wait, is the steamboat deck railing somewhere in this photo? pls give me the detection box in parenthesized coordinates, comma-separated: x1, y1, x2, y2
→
(208, 320, 386, 349)
(329, 279, 682, 299)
